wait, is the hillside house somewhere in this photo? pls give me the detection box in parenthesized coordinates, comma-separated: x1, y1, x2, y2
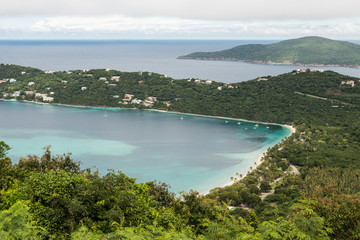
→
(12, 91, 21, 97)
(146, 96, 157, 102)
(99, 77, 107, 81)
(9, 78, 17, 83)
(81, 87, 87, 91)
(123, 94, 134, 102)
(25, 91, 36, 95)
(35, 93, 54, 102)
(28, 82, 35, 86)
(341, 80, 355, 87)
(111, 76, 120, 81)
(131, 99, 142, 104)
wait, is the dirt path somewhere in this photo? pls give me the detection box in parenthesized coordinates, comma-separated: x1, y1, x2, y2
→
(260, 165, 300, 200)
(294, 91, 354, 106)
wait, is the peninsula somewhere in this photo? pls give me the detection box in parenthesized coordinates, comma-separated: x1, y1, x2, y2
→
(179, 36, 360, 68)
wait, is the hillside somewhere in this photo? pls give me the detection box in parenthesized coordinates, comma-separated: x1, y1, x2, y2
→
(179, 36, 360, 67)
(0, 64, 360, 239)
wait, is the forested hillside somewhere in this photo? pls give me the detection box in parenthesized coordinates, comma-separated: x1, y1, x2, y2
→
(0, 64, 360, 239)
(179, 36, 360, 67)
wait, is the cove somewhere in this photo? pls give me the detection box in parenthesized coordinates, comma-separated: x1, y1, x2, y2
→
(0, 100, 292, 193)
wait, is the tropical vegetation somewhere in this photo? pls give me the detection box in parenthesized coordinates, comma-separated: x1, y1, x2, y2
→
(0, 64, 360, 239)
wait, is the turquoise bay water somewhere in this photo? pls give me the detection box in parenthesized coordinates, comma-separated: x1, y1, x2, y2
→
(0, 100, 291, 193)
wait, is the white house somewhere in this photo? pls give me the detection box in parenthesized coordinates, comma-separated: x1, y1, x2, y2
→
(131, 99, 142, 104)
(28, 82, 35, 86)
(111, 76, 120, 81)
(81, 87, 87, 91)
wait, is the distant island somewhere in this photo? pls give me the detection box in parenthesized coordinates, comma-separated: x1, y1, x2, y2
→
(179, 36, 360, 68)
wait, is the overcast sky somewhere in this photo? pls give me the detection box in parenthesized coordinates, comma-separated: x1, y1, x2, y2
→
(1, 0, 360, 39)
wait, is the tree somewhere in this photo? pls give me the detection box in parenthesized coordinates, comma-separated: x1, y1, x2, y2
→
(260, 181, 272, 193)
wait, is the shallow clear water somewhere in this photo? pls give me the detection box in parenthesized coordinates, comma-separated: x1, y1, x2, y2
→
(0, 40, 359, 83)
(0, 100, 291, 193)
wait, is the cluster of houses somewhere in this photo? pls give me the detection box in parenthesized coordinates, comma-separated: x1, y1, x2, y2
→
(296, 68, 325, 73)
(117, 94, 158, 107)
(1, 90, 54, 102)
(187, 78, 213, 85)
(341, 80, 355, 87)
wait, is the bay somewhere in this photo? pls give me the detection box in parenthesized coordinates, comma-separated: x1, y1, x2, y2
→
(0, 100, 291, 193)
(0, 40, 359, 83)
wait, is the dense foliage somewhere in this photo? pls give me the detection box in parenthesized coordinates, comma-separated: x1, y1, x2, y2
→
(1, 64, 360, 239)
(179, 36, 360, 66)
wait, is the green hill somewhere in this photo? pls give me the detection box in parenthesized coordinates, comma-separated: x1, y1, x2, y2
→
(0, 64, 360, 239)
(179, 36, 360, 67)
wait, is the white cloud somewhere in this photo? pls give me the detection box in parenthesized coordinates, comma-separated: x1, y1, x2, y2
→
(6, 16, 355, 39)
(0, 0, 359, 21)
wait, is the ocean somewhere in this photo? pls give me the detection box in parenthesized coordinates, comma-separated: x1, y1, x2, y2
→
(0, 40, 360, 83)
(0, 39, 358, 193)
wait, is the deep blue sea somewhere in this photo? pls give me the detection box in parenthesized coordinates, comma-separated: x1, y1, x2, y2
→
(0, 40, 359, 83)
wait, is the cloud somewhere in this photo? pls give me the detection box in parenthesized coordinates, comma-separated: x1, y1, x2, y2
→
(6, 16, 355, 39)
(0, 0, 359, 21)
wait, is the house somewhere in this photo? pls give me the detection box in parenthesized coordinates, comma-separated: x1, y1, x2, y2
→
(341, 80, 355, 87)
(143, 100, 154, 107)
(21, 71, 26, 75)
(2, 92, 9, 97)
(146, 96, 157, 102)
(228, 85, 234, 89)
(310, 69, 325, 72)
(61, 80, 68, 84)
(138, 80, 144, 84)
(194, 79, 201, 83)
(257, 78, 268, 82)
(99, 77, 107, 81)
(12, 91, 21, 97)
(28, 82, 35, 86)
(25, 91, 35, 95)
(217, 86, 223, 90)
(105, 68, 111, 72)
(113, 95, 120, 98)
(81, 87, 87, 91)
(9, 78, 17, 83)
(49, 92, 55, 95)
(0, 79, 8, 83)
(205, 80, 212, 85)
(111, 76, 120, 81)
(35, 93, 54, 102)
(131, 99, 142, 104)
(84, 74, 93, 77)
(123, 94, 134, 102)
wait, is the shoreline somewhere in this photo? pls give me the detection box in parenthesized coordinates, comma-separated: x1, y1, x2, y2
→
(1, 98, 296, 131)
(178, 57, 360, 69)
(1, 98, 296, 194)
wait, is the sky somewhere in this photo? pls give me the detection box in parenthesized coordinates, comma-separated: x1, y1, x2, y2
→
(1, 0, 360, 40)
